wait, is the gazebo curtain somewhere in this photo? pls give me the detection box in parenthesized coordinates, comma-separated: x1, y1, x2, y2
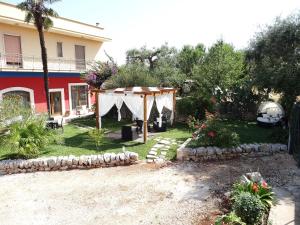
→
(98, 93, 172, 123)
(155, 93, 174, 126)
(99, 93, 155, 121)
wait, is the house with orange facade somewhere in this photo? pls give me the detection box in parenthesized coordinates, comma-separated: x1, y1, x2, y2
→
(0, 2, 110, 116)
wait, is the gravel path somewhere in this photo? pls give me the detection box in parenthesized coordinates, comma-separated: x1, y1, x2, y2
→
(0, 154, 298, 225)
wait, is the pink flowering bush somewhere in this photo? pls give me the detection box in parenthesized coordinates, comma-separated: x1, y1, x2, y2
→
(81, 60, 118, 89)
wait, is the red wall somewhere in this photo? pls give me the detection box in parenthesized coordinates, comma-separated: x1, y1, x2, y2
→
(0, 76, 95, 114)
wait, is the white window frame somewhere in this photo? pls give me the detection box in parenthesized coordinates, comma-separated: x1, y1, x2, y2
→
(49, 88, 65, 116)
(68, 83, 91, 115)
(0, 87, 35, 110)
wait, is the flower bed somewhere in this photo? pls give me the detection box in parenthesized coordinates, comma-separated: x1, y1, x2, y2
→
(215, 172, 275, 225)
(187, 117, 240, 148)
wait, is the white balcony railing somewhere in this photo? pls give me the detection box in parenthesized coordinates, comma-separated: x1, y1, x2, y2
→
(0, 53, 94, 72)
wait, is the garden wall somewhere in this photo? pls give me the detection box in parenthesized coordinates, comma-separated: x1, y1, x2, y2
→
(0, 151, 139, 175)
(177, 139, 288, 161)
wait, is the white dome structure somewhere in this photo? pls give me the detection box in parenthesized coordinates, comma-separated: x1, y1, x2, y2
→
(257, 101, 285, 126)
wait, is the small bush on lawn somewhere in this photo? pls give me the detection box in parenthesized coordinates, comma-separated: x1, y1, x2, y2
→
(215, 212, 246, 225)
(88, 128, 107, 149)
(3, 116, 54, 158)
(191, 119, 240, 148)
(233, 192, 265, 225)
(232, 180, 274, 210)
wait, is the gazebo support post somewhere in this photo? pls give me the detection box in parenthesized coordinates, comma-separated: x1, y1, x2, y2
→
(143, 94, 148, 143)
(95, 92, 101, 129)
(172, 91, 176, 125)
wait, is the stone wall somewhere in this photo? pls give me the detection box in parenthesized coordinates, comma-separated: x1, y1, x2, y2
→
(0, 151, 139, 175)
(177, 139, 288, 162)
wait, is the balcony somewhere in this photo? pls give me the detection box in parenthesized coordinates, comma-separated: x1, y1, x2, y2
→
(0, 53, 94, 72)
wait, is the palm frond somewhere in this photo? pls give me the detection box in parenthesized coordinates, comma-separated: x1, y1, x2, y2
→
(17, 2, 30, 11)
(44, 8, 58, 17)
(43, 17, 53, 30)
(24, 12, 34, 23)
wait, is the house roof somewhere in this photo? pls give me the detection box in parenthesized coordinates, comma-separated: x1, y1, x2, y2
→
(93, 87, 177, 95)
(0, 2, 111, 42)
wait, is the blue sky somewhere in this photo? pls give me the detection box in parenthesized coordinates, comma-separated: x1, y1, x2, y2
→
(4, 0, 300, 64)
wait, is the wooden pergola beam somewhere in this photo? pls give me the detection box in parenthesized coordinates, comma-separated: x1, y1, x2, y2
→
(143, 94, 147, 143)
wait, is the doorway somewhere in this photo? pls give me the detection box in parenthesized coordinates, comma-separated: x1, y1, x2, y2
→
(50, 92, 62, 115)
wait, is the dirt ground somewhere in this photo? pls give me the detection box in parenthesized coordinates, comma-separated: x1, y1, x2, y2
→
(0, 154, 298, 225)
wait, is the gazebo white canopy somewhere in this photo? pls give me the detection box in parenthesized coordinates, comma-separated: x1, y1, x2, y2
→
(92, 87, 177, 143)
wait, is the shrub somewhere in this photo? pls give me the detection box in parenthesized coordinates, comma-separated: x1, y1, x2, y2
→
(194, 119, 240, 147)
(3, 117, 53, 158)
(232, 180, 274, 210)
(215, 212, 246, 225)
(176, 97, 210, 120)
(233, 192, 264, 225)
(186, 115, 201, 132)
(88, 128, 107, 149)
(0, 95, 32, 129)
(104, 63, 160, 89)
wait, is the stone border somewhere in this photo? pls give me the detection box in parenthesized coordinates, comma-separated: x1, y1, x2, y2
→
(0, 152, 139, 175)
(177, 142, 287, 161)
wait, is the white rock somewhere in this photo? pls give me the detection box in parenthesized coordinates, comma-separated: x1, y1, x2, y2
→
(47, 158, 56, 168)
(97, 155, 104, 164)
(103, 153, 111, 163)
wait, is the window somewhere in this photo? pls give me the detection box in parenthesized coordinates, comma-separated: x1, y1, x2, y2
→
(75, 45, 86, 70)
(71, 85, 88, 110)
(57, 42, 63, 57)
(4, 34, 22, 66)
(3, 91, 31, 108)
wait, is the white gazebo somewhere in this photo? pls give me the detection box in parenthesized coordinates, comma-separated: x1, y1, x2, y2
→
(92, 87, 177, 143)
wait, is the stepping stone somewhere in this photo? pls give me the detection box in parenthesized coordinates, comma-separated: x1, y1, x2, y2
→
(149, 150, 157, 155)
(159, 155, 166, 159)
(161, 151, 167, 156)
(146, 155, 157, 159)
(147, 159, 154, 163)
(153, 144, 165, 148)
(163, 146, 171, 149)
(159, 140, 171, 145)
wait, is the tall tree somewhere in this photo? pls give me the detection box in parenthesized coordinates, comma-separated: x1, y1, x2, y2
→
(192, 40, 245, 101)
(177, 44, 205, 77)
(247, 14, 300, 114)
(17, 0, 59, 117)
(126, 43, 177, 71)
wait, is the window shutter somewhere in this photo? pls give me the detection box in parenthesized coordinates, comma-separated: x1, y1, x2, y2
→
(4, 35, 22, 64)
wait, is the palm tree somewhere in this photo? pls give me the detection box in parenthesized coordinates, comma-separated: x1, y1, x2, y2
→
(17, 0, 60, 117)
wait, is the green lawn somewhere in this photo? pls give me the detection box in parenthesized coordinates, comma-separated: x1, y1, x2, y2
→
(188, 119, 287, 148)
(0, 116, 191, 160)
(0, 117, 284, 161)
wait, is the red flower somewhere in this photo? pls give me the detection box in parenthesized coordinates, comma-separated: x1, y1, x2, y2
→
(200, 124, 207, 129)
(252, 183, 259, 193)
(207, 131, 216, 138)
(261, 180, 268, 189)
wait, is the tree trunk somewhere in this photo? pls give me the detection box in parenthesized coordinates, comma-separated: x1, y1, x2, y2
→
(37, 24, 51, 118)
